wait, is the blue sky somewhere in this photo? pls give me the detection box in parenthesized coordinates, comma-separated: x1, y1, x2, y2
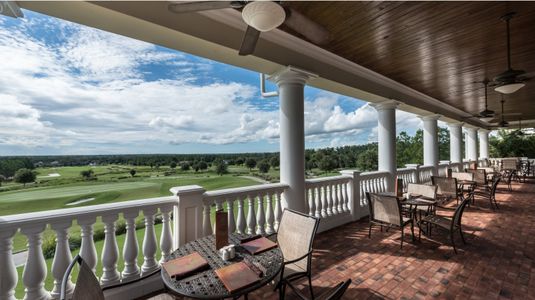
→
(0, 10, 423, 155)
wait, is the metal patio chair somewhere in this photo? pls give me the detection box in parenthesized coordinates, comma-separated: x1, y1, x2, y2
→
(289, 279, 352, 300)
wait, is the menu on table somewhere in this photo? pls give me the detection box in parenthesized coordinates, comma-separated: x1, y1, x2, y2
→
(162, 252, 209, 279)
(241, 237, 278, 255)
(215, 262, 260, 293)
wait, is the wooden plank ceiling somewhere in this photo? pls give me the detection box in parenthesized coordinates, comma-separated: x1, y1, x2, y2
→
(280, 1, 535, 123)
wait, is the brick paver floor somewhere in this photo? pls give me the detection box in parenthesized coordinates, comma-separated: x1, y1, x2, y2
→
(153, 178, 535, 300)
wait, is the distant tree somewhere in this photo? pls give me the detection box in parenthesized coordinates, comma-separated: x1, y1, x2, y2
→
(215, 161, 228, 176)
(235, 158, 244, 166)
(198, 161, 208, 171)
(269, 156, 279, 169)
(0, 174, 5, 186)
(14, 168, 36, 186)
(130, 169, 136, 177)
(258, 160, 271, 173)
(170, 162, 177, 169)
(193, 163, 200, 172)
(245, 158, 257, 171)
(318, 155, 337, 172)
(356, 148, 378, 171)
(180, 163, 190, 171)
(80, 169, 94, 180)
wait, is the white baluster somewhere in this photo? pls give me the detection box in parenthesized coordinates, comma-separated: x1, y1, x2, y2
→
(141, 208, 158, 276)
(246, 195, 256, 235)
(203, 202, 212, 236)
(236, 197, 246, 234)
(101, 214, 120, 286)
(21, 224, 49, 300)
(0, 229, 18, 300)
(314, 187, 322, 218)
(227, 198, 236, 234)
(274, 191, 283, 231)
(307, 188, 315, 216)
(213, 199, 225, 234)
(265, 193, 274, 234)
(332, 183, 339, 215)
(78, 217, 97, 273)
(256, 193, 266, 235)
(343, 182, 349, 212)
(160, 206, 173, 264)
(50, 221, 73, 299)
(122, 210, 140, 281)
(325, 185, 333, 216)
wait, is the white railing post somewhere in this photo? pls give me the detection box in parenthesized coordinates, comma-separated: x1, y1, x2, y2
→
(237, 196, 246, 234)
(171, 185, 206, 248)
(227, 198, 236, 234)
(256, 194, 266, 235)
(122, 210, 140, 281)
(0, 229, 18, 300)
(274, 191, 283, 231)
(50, 221, 74, 299)
(340, 170, 361, 221)
(101, 214, 120, 286)
(246, 194, 256, 235)
(141, 207, 158, 276)
(406, 164, 421, 184)
(78, 217, 97, 273)
(265, 192, 275, 235)
(21, 224, 49, 300)
(159, 205, 174, 264)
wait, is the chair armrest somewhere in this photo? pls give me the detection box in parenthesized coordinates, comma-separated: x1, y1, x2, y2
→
(283, 249, 314, 265)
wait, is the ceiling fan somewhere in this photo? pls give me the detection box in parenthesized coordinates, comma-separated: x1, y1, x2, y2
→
(464, 79, 495, 120)
(168, 1, 330, 56)
(492, 12, 534, 94)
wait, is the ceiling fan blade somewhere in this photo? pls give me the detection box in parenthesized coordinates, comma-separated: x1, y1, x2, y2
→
(284, 7, 330, 45)
(168, 1, 234, 13)
(518, 71, 535, 80)
(238, 26, 261, 56)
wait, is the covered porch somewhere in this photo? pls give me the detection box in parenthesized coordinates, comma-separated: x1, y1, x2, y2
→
(1, 1, 535, 300)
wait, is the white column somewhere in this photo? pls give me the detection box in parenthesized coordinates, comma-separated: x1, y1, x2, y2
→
(420, 115, 440, 174)
(371, 100, 398, 191)
(448, 122, 463, 163)
(478, 129, 490, 159)
(465, 127, 478, 160)
(268, 66, 317, 213)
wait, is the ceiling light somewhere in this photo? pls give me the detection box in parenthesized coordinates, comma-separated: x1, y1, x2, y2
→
(241, 2, 286, 32)
(494, 82, 525, 94)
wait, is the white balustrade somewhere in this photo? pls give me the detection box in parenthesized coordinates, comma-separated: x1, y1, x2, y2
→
(200, 183, 289, 236)
(438, 162, 450, 177)
(141, 208, 159, 276)
(396, 168, 416, 191)
(359, 171, 390, 202)
(0, 195, 176, 299)
(305, 175, 352, 219)
(418, 166, 435, 184)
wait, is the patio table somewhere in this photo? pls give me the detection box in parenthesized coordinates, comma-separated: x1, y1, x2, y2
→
(161, 233, 283, 300)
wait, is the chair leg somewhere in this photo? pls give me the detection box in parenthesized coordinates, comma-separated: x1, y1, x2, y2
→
(410, 222, 415, 242)
(400, 227, 404, 249)
(459, 227, 466, 245)
(308, 275, 314, 300)
(450, 232, 457, 254)
(368, 223, 372, 238)
(417, 221, 422, 241)
(279, 282, 286, 300)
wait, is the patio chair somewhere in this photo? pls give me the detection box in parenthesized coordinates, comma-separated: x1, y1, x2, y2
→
(60, 254, 162, 300)
(405, 183, 438, 214)
(473, 176, 501, 210)
(431, 176, 460, 205)
(417, 193, 473, 254)
(466, 169, 487, 189)
(366, 192, 414, 249)
(288, 279, 351, 300)
(500, 169, 514, 192)
(276, 209, 320, 300)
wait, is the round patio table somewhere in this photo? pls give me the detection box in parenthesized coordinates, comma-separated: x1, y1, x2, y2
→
(161, 233, 283, 300)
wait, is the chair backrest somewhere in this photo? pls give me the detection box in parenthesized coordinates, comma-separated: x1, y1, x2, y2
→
(366, 193, 402, 226)
(317, 279, 352, 300)
(431, 176, 457, 197)
(61, 255, 104, 300)
(407, 183, 437, 199)
(452, 195, 471, 229)
(451, 172, 474, 182)
(490, 176, 501, 195)
(277, 209, 319, 271)
(502, 158, 519, 170)
(466, 169, 486, 185)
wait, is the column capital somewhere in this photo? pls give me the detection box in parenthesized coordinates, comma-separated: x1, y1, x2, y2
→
(447, 121, 464, 128)
(464, 127, 478, 133)
(370, 100, 400, 111)
(478, 128, 490, 134)
(419, 114, 441, 121)
(268, 65, 318, 85)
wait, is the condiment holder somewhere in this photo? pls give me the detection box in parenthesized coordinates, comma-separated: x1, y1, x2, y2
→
(218, 244, 236, 261)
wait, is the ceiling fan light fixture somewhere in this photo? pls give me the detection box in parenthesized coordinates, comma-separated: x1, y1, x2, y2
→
(241, 1, 286, 32)
(494, 82, 525, 94)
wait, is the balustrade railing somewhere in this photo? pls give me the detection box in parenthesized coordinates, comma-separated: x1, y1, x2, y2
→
(437, 162, 450, 177)
(359, 171, 390, 201)
(418, 166, 435, 184)
(395, 168, 416, 191)
(0, 196, 176, 300)
(305, 176, 352, 219)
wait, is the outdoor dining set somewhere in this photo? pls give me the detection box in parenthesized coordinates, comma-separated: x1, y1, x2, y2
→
(57, 159, 526, 300)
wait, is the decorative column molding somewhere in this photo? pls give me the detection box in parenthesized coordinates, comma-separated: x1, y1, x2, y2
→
(420, 114, 441, 175)
(170, 185, 205, 248)
(448, 122, 463, 163)
(465, 127, 478, 161)
(478, 128, 490, 159)
(340, 170, 361, 221)
(268, 66, 318, 213)
(371, 100, 399, 192)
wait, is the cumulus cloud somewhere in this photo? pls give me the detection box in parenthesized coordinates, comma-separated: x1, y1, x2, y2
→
(0, 12, 425, 154)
